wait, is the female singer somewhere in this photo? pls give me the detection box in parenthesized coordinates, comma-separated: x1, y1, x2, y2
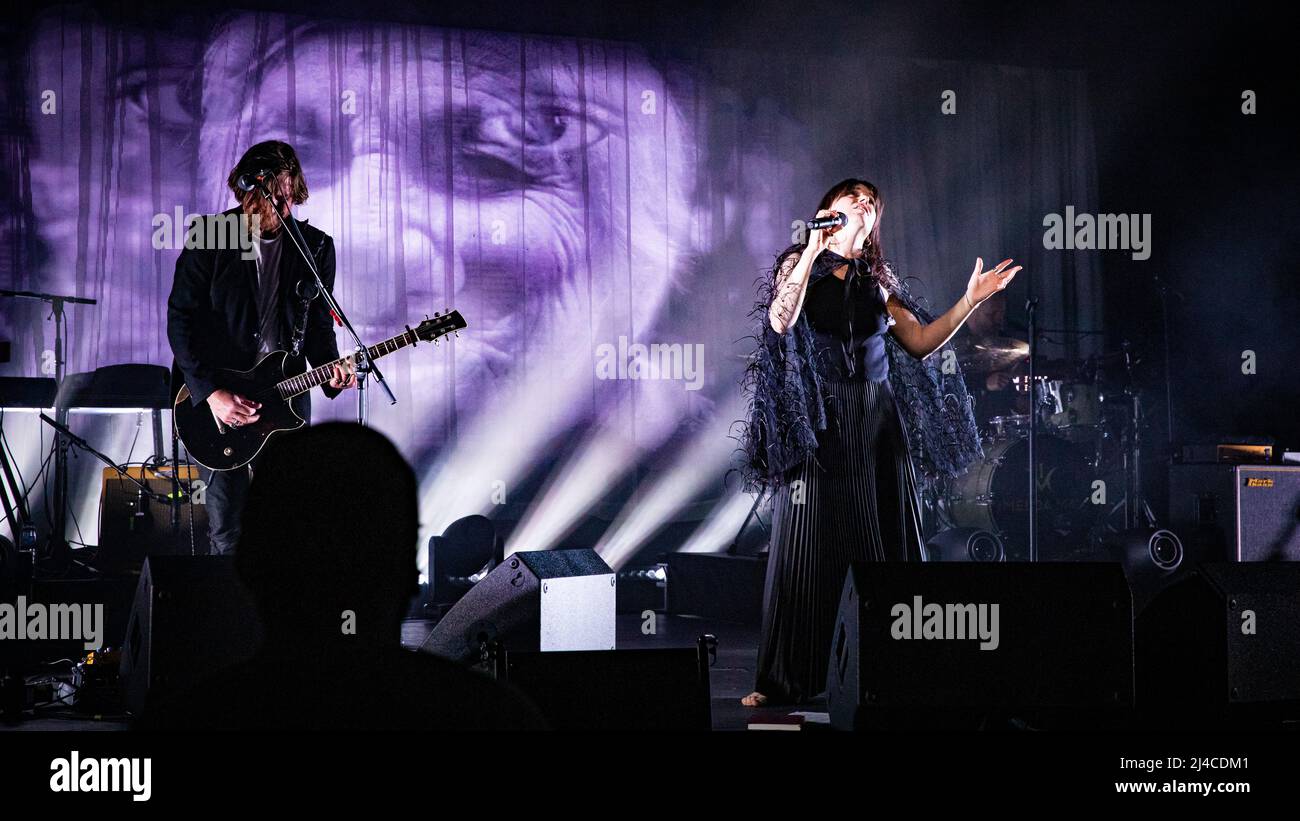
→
(741, 179, 1020, 707)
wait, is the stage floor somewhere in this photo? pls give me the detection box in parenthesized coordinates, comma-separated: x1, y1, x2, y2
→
(6, 612, 775, 732)
(400, 612, 773, 732)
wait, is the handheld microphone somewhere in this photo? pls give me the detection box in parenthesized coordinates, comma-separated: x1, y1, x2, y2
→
(805, 212, 847, 231)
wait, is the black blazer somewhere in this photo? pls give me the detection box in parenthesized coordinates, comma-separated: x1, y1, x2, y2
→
(166, 207, 343, 414)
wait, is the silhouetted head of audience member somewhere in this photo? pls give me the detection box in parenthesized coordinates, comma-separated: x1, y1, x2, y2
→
(235, 422, 419, 645)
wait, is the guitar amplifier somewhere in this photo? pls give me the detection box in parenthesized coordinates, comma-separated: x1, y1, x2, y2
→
(98, 465, 209, 568)
(1168, 464, 1300, 561)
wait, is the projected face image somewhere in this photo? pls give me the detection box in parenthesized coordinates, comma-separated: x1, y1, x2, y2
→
(21, 17, 200, 372)
(16, 8, 731, 559)
(196, 15, 698, 458)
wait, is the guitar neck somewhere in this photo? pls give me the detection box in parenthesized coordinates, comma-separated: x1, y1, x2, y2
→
(276, 329, 417, 400)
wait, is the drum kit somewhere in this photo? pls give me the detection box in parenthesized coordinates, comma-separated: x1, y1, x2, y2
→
(930, 333, 1145, 561)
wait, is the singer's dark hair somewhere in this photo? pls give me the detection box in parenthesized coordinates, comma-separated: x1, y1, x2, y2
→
(814, 178, 897, 291)
(227, 140, 309, 205)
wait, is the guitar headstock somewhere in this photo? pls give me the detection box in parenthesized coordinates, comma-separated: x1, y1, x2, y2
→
(414, 309, 467, 343)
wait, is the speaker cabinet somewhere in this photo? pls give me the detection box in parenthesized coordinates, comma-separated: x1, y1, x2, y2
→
(421, 549, 615, 663)
(1137, 563, 1300, 728)
(119, 556, 262, 716)
(826, 562, 1134, 730)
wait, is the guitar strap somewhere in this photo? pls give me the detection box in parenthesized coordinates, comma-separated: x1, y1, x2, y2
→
(289, 233, 329, 357)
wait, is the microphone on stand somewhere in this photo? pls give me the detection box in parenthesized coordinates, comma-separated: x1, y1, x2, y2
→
(235, 170, 275, 195)
(236, 170, 287, 236)
(129, 484, 153, 533)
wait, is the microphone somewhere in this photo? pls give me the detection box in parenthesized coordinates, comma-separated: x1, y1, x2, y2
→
(805, 212, 847, 231)
(129, 485, 153, 533)
(235, 169, 275, 194)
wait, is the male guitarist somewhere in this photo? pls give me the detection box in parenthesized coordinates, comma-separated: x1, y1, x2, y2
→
(167, 140, 356, 555)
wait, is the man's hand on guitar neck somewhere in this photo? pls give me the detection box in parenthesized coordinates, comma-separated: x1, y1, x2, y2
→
(207, 389, 261, 428)
(327, 357, 358, 390)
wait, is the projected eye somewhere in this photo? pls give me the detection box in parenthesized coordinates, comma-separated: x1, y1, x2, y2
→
(117, 67, 194, 136)
(290, 108, 339, 189)
(465, 101, 610, 157)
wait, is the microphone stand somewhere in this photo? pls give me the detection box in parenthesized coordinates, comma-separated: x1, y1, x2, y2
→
(250, 183, 395, 423)
(1025, 296, 1039, 562)
(1, 288, 97, 567)
(1151, 273, 1181, 448)
(37, 414, 171, 505)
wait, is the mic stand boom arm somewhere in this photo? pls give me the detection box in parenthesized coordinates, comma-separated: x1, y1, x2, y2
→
(254, 185, 395, 423)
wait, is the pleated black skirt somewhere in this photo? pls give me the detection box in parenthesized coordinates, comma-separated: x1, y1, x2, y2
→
(755, 378, 926, 704)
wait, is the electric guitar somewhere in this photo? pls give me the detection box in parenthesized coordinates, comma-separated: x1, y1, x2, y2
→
(174, 310, 466, 470)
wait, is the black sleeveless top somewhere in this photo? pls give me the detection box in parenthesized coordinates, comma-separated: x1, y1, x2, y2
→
(802, 248, 893, 382)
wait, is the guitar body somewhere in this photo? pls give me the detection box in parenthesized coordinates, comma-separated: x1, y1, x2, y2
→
(173, 351, 307, 471)
(174, 309, 466, 471)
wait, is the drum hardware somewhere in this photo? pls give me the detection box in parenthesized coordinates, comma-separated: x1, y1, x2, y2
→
(1047, 382, 1110, 444)
(946, 291, 1187, 568)
(986, 414, 1031, 439)
(951, 313, 1180, 563)
(1010, 374, 1050, 391)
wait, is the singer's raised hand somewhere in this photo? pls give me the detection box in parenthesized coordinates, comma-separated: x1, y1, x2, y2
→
(965, 257, 1021, 306)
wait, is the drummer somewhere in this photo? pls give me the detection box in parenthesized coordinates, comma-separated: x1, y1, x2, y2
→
(961, 292, 1024, 422)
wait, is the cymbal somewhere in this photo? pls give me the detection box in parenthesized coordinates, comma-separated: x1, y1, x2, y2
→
(954, 335, 1029, 372)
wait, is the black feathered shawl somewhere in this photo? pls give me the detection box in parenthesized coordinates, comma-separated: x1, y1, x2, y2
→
(736, 247, 983, 492)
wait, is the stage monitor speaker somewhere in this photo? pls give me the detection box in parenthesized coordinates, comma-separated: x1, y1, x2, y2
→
(119, 556, 262, 717)
(421, 549, 615, 663)
(1136, 563, 1300, 728)
(1168, 463, 1300, 561)
(826, 562, 1134, 731)
(497, 640, 713, 731)
(98, 465, 209, 569)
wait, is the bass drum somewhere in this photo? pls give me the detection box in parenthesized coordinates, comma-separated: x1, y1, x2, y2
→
(946, 434, 1096, 559)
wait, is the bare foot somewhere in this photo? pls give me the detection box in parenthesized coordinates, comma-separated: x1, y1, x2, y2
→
(741, 691, 768, 707)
